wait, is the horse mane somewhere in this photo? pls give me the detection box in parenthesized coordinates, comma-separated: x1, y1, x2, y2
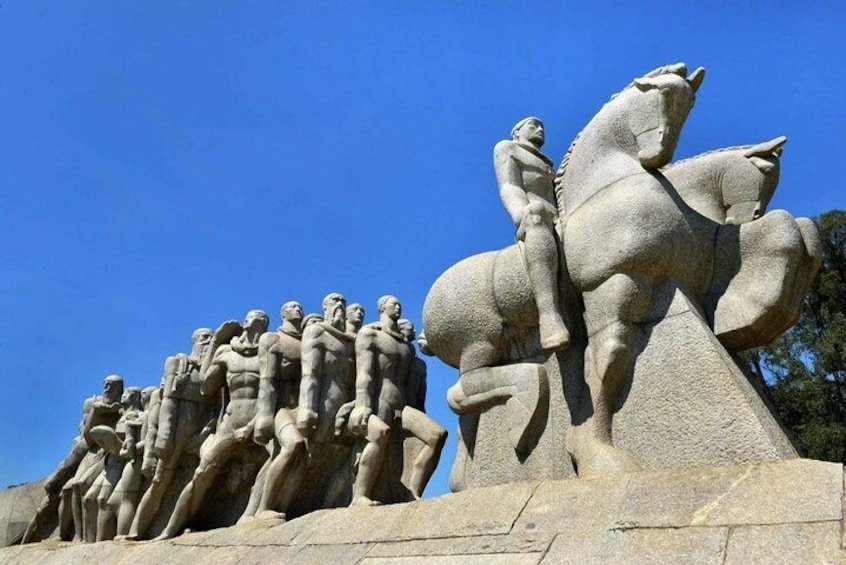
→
(662, 145, 754, 170)
(554, 64, 690, 216)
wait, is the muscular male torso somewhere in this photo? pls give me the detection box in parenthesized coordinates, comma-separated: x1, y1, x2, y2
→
(359, 325, 414, 423)
(304, 324, 354, 442)
(216, 344, 261, 429)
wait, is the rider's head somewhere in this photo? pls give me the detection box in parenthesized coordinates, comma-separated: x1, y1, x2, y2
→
(511, 117, 545, 148)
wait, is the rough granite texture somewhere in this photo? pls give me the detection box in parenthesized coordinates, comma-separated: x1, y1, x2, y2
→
(0, 480, 44, 547)
(4, 459, 843, 564)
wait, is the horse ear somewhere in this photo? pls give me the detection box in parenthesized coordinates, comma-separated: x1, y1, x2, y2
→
(743, 136, 788, 158)
(687, 67, 706, 93)
(633, 77, 656, 91)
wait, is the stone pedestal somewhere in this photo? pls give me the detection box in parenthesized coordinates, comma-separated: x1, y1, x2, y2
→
(614, 283, 799, 469)
(4, 460, 843, 564)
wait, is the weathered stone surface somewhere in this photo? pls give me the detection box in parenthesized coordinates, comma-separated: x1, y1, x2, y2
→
(614, 284, 799, 472)
(724, 522, 844, 565)
(305, 481, 538, 545)
(540, 527, 728, 564)
(4, 460, 844, 564)
(513, 472, 630, 533)
(0, 481, 44, 546)
(369, 533, 555, 558)
(424, 63, 820, 485)
(363, 554, 545, 565)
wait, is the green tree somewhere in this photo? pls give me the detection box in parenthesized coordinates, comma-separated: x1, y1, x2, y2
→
(746, 209, 846, 462)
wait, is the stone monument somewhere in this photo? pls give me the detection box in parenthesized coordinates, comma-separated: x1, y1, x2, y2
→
(423, 62, 822, 489)
(5, 61, 842, 564)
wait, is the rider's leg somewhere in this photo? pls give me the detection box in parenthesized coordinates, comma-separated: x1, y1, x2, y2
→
(521, 203, 569, 350)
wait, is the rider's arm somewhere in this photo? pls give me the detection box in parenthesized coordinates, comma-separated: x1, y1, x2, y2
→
(494, 140, 530, 227)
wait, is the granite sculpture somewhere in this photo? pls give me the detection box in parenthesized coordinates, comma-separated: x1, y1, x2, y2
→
(58, 375, 124, 541)
(18, 293, 442, 545)
(125, 328, 217, 541)
(423, 63, 822, 488)
(350, 297, 447, 504)
(83, 386, 144, 541)
(243, 301, 307, 522)
(157, 311, 269, 539)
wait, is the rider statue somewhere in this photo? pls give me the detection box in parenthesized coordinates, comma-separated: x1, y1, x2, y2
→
(494, 117, 569, 351)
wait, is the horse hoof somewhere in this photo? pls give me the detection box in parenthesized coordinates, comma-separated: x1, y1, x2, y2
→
(575, 442, 640, 479)
(540, 330, 570, 351)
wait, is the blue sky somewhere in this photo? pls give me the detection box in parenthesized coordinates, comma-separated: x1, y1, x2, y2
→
(0, 3, 843, 497)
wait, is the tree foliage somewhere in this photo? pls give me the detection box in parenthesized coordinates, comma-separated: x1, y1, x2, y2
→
(746, 209, 846, 462)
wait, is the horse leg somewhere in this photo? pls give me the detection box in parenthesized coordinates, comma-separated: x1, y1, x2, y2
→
(569, 272, 652, 478)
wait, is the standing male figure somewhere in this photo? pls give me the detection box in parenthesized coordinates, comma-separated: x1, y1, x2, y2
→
(494, 117, 569, 350)
(246, 301, 308, 521)
(158, 311, 268, 539)
(83, 386, 144, 542)
(59, 374, 124, 541)
(349, 296, 447, 505)
(296, 293, 362, 506)
(125, 328, 216, 540)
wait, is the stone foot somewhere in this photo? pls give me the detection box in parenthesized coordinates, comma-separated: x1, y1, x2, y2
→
(153, 529, 177, 541)
(539, 315, 570, 351)
(568, 429, 640, 479)
(350, 496, 381, 507)
(255, 510, 286, 521)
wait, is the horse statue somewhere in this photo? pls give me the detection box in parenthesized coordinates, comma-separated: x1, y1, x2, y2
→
(423, 63, 821, 480)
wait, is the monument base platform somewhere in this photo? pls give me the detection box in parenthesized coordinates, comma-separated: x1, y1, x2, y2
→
(3, 459, 843, 564)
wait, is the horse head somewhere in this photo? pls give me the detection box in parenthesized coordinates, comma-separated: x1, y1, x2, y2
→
(662, 135, 786, 225)
(624, 63, 705, 169)
(723, 136, 786, 224)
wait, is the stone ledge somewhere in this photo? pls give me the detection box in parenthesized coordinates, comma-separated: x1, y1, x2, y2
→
(4, 459, 843, 564)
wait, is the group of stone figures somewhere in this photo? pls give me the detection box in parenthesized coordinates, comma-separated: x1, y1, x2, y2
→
(21, 295, 446, 544)
(423, 63, 822, 487)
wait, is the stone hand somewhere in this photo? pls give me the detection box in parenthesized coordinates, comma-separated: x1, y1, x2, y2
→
(349, 406, 372, 436)
(234, 421, 254, 442)
(334, 400, 355, 436)
(172, 373, 187, 390)
(141, 455, 157, 479)
(297, 409, 318, 438)
(253, 417, 274, 445)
